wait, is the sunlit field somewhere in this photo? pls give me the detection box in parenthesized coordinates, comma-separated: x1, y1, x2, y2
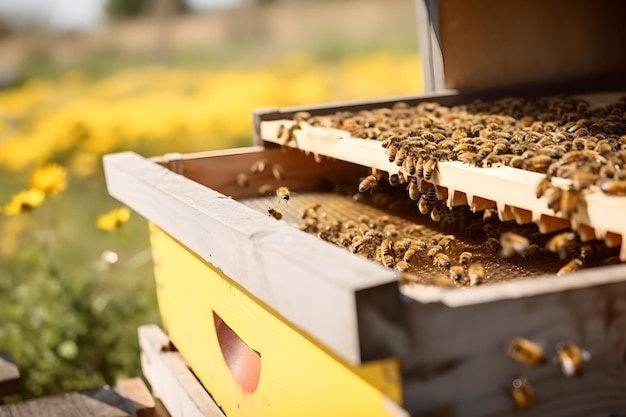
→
(0, 51, 423, 397)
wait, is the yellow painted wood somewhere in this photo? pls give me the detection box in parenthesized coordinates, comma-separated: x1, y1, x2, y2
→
(148, 223, 403, 417)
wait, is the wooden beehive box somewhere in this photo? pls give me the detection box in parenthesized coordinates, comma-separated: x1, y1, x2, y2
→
(105, 1, 626, 416)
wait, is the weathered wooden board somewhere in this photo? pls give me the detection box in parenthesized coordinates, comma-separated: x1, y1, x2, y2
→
(0, 392, 131, 417)
(104, 150, 398, 365)
(139, 325, 225, 417)
(114, 378, 155, 417)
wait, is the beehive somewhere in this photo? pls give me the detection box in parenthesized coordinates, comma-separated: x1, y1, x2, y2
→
(104, 1, 626, 416)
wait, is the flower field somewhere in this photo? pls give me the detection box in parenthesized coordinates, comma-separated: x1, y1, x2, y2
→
(0, 52, 423, 397)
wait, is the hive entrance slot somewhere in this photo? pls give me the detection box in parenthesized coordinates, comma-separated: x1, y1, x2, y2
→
(213, 312, 261, 393)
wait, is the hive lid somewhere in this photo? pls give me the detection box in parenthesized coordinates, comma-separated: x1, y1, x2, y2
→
(418, 0, 626, 92)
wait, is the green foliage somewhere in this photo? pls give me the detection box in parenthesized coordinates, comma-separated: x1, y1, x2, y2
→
(0, 174, 160, 399)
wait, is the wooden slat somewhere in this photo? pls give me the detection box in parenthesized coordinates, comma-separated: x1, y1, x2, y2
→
(0, 353, 19, 397)
(139, 325, 225, 417)
(0, 392, 130, 417)
(104, 151, 398, 364)
(114, 378, 156, 417)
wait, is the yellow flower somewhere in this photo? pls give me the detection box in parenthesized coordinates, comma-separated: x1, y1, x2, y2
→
(30, 163, 67, 195)
(96, 206, 131, 231)
(2, 189, 46, 215)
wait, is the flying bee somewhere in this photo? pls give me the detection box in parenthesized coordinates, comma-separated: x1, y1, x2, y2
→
(358, 175, 378, 193)
(433, 253, 451, 269)
(557, 258, 583, 276)
(546, 231, 579, 260)
(430, 204, 443, 222)
(276, 186, 291, 203)
(500, 232, 530, 257)
(423, 158, 438, 181)
(408, 178, 420, 200)
(380, 238, 395, 268)
(236, 172, 249, 188)
(468, 263, 485, 285)
(599, 179, 626, 195)
(267, 207, 283, 220)
(258, 183, 274, 196)
(459, 252, 473, 266)
(507, 337, 546, 366)
(511, 378, 535, 410)
(555, 341, 589, 377)
(449, 265, 464, 282)
(271, 164, 285, 180)
(250, 158, 268, 174)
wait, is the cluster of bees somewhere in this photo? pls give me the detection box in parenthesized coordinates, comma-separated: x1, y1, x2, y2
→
(296, 95, 626, 222)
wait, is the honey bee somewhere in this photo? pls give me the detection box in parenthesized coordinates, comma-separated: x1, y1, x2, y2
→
(395, 145, 408, 166)
(257, 183, 274, 196)
(433, 253, 451, 269)
(535, 177, 551, 198)
(250, 158, 268, 174)
(408, 178, 420, 200)
(272, 164, 285, 180)
(423, 158, 438, 181)
(523, 244, 541, 257)
(276, 186, 291, 203)
(417, 194, 430, 214)
(358, 175, 378, 193)
(381, 238, 395, 268)
(399, 272, 419, 285)
(396, 261, 410, 272)
(507, 337, 546, 366)
(599, 179, 626, 195)
(542, 186, 562, 213)
(601, 256, 621, 265)
(293, 111, 311, 123)
(508, 155, 525, 169)
(559, 189, 580, 219)
(527, 155, 553, 173)
(236, 172, 249, 188)
(485, 237, 502, 253)
(557, 258, 583, 276)
(511, 378, 535, 410)
(376, 215, 390, 226)
(430, 204, 443, 222)
(555, 341, 588, 377)
(403, 224, 425, 236)
(468, 263, 485, 285)
(449, 265, 464, 282)
(459, 251, 473, 265)
(546, 232, 578, 260)
(382, 224, 399, 238)
(403, 246, 420, 262)
(267, 207, 283, 220)
(427, 245, 443, 259)
(500, 232, 530, 257)
(387, 143, 399, 162)
(414, 156, 425, 179)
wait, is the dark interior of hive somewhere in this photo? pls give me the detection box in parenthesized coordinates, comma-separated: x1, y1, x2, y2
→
(234, 94, 626, 287)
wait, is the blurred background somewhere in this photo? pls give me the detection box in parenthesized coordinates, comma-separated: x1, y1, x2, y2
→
(0, 0, 423, 399)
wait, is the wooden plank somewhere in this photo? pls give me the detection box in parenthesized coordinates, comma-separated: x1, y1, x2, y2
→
(104, 151, 398, 364)
(138, 325, 225, 417)
(438, 0, 626, 91)
(151, 146, 368, 201)
(114, 378, 156, 417)
(399, 278, 626, 416)
(0, 392, 130, 417)
(0, 353, 19, 397)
